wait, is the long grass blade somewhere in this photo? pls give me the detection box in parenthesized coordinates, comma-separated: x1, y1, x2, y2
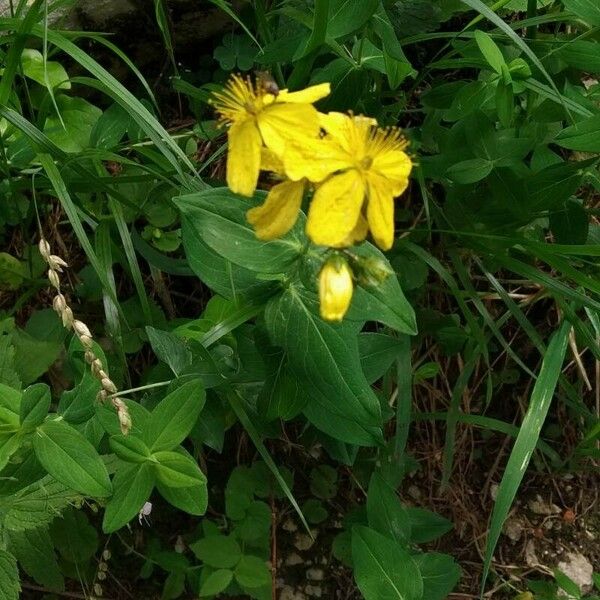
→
(480, 320, 571, 593)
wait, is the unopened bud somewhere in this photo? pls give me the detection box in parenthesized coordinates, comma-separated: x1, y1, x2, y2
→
(48, 255, 68, 271)
(80, 334, 93, 349)
(93, 583, 103, 597)
(318, 256, 354, 322)
(354, 256, 393, 288)
(38, 238, 51, 260)
(61, 306, 74, 328)
(102, 550, 111, 561)
(53, 294, 67, 313)
(48, 269, 60, 289)
(97, 571, 106, 581)
(84, 351, 95, 364)
(97, 389, 108, 403)
(72, 320, 92, 338)
(101, 378, 117, 394)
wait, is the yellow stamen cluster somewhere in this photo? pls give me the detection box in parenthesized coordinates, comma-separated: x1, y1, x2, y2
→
(39, 238, 132, 434)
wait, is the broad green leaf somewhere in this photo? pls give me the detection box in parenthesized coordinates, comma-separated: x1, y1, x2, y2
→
(367, 473, 411, 545)
(153, 450, 207, 488)
(9, 527, 64, 591)
(474, 30, 505, 74)
(359, 333, 405, 384)
(446, 158, 493, 184)
(558, 41, 600, 72)
(145, 326, 192, 376)
(199, 569, 233, 597)
(50, 509, 98, 563)
(562, 0, 600, 25)
(191, 535, 242, 569)
(549, 199, 589, 245)
(96, 399, 150, 438)
(109, 435, 152, 463)
(328, 0, 379, 38)
(481, 321, 570, 591)
(156, 479, 208, 516)
(265, 285, 382, 446)
(351, 526, 423, 600)
(43, 95, 102, 153)
(0, 549, 20, 600)
(144, 379, 206, 452)
(20, 383, 50, 429)
(413, 553, 461, 600)
(20, 48, 70, 90)
(177, 188, 305, 275)
(0, 336, 20, 390)
(556, 114, 600, 152)
(234, 555, 271, 589)
(103, 463, 155, 533)
(406, 507, 454, 544)
(33, 420, 112, 497)
(236, 500, 271, 542)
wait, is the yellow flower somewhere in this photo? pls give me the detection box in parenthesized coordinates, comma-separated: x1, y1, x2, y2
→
(246, 148, 306, 240)
(284, 112, 413, 251)
(318, 257, 354, 322)
(211, 74, 330, 197)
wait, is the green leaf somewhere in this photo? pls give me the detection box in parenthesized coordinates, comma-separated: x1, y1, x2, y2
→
(549, 199, 589, 245)
(33, 420, 112, 497)
(103, 463, 155, 533)
(359, 333, 405, 384)
(554, 569, 582, 598)
(0, 336, 20, 390)
(145, 379, 206, 452)
(413, 553, 461, 600)
(446, 158, 493, 184)
(50, 509, 98, 563)
(191, 535, 242, 569)
(234, 555, 271, 589)
(558, 40, 600, 73)
(43, 95, 102, 153)
(20, 383, 50, 429)
(556, 114, 600, 152)
(236, 500, 272, 542)
(406, 507, 454, 544)
(474, 30, 505, 74)
(562, 0, 600, 25)
(156, 479, 208, 516)
(109, 435, 152, 463)
(367, 473, 411, 545)
(328, 0, 379, 38)
(176, 188, 305, 275)
(0, 549, 20, 600)
(20, 48, 70, 90)
(481, 321, 570, 591)
(0, 253, 24, 290)
(351, 526, 423, 600)
(153, 450, 207, 488)
(9, 527, 63, 591)
(146, 326, 192, 376)
(264, 285, 382, 446)
(199, 569, 233, 597)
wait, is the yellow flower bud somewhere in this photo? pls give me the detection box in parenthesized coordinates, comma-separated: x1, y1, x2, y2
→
(318, 258, 353, 322)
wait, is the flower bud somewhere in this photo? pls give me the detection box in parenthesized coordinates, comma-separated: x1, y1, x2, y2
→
(48, 269, 60, 289)
(53, 294, 67, 313)
(318, 257, 353, 322)
(61, 306, 74, 328)
(354, 256, 393, 288)
(48, 255, 68, 272)
(38, 238, 51, 260)
(72, 320, 92, 338)
(101, 378, 117, 394)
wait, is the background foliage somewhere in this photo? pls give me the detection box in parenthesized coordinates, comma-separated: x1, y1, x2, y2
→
(0, 0, 599, 598)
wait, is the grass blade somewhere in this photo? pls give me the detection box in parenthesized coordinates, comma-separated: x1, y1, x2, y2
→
(480, 320, 571, 593)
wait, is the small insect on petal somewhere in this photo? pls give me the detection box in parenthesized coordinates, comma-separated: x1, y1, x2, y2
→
(138, 501, 153, 525)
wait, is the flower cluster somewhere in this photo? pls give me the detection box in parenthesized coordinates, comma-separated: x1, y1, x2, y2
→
(212, 74, 413, 320)
(39, 238, 132, 434)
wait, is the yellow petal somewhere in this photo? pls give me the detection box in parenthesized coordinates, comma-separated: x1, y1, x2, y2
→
(319, 258, 353, 321)
(306, 170, 365, 247)
(341, 213, 368, 246)
(246, 179, 305, 240)
(319, 112, 377, 150)
(261, 147, 285, 175)
(227, 119, 261, 196)
(283, 137, 352, 183)
(258, 103, 321, 156)
(277, 83, 331, 103)
(372, 149, 413, 196)
(366, 174, 396, 251)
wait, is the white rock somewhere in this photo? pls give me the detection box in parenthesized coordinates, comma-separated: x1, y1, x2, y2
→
(294, 533, 316, 551)
(305, 584, 322, 598)
(306, 568, 324, 581)
(528, 495, 561, 515)
(285, 553, 304, 567)
(280, 587, 306, 600)
(503, 516, 524, 542)
(557, 552, 594, 592)
(283, 518, 298, 533)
